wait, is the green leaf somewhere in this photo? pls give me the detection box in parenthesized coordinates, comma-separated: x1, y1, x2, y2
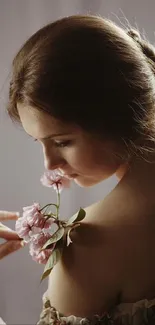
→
(40, 249, 61, 282)
(66, 208, 86, 226)
(55, 237, 65, 253)
(40, 268, 52, 281)
(42, 227, 65, 249)
(76, 208, 86, 222)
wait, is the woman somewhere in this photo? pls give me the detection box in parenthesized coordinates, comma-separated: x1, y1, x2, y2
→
(7, 14, 155, 324)
(0, 211, 23, 259)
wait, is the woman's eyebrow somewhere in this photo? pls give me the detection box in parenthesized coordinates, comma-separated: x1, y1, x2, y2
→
(27, 132, 71, 140)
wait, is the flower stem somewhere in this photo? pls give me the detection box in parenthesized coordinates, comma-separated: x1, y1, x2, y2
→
(40, 203, 58, 212)
(56, 188, 60, 219)
(44, 214, 57, 221)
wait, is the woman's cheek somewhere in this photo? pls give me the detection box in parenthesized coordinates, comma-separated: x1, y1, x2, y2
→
(65, 147, 82, 166)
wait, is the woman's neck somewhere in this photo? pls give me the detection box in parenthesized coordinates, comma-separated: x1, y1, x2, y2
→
(115, 152, 155, 200)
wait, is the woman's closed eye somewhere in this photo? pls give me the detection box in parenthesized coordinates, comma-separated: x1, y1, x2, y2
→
(33, 138, 72, 148)
(54, 140, 72, 148)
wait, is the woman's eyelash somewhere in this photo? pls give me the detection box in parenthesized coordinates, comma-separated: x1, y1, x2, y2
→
(33, 138, 71, 147)
(54, 140, 71, 148)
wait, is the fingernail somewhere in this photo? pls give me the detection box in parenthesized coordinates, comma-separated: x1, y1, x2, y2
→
(13, 240, 26, 249)
(20, 240, 27, 247)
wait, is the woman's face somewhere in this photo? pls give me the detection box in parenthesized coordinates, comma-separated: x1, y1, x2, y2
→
(17, 103, 126, 187)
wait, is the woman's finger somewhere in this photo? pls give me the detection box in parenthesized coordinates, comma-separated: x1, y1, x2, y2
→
(0, 211, 19, 221)
(0, 228, 20, 240)
(0, 223, 20, 240)
(0, 240, 24, 259)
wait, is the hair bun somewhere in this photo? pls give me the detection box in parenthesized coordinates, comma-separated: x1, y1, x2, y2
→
(127, 29, 141, 43)
(127, 29, 155, 73)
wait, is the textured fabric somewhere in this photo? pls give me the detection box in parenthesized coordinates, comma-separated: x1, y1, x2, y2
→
(36, 293, 155, 325)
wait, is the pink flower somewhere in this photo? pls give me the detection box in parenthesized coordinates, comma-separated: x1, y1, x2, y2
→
(23, 203, 40, 217)
(42, 221, 59, 236)
(43, 218, 55, 229)
(40, 169, 70, 192)
(15, 203, 54, 242)
(15, 217, 32, 242)
(29, 232, 56, 264)
(23, 203, 43, 227)
(31, 250, 51, 264)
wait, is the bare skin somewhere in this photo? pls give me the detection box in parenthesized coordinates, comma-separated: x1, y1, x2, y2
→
(0, 211, 23, 259)
(17, 103, 155, 316)
(48, 155, 155, 316)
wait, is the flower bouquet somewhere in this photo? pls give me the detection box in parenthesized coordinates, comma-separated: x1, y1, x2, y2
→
(15, 170, 86, 281)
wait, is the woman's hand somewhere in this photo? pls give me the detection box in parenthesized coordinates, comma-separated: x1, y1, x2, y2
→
(0, 211, 24, 259)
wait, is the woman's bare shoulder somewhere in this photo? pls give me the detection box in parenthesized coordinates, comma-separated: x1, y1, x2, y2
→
(47, 205, 125, 316)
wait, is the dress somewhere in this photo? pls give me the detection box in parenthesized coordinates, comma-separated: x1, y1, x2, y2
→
(37, 293, 155, 325)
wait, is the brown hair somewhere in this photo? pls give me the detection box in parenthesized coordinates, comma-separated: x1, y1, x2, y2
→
(7, 15, 155, 159)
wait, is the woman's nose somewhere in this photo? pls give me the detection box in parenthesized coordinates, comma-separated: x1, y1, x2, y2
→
(43, 145, 64, 170)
